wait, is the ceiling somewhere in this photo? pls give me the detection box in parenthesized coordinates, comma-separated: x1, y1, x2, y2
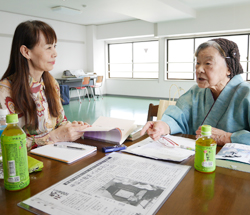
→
(0, 0, 250, 26)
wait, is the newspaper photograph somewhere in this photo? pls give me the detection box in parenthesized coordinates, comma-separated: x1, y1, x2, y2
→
(19, 152, 191, 215)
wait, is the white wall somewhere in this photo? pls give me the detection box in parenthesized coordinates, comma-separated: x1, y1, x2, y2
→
(97, 20, 154, 40)
(86, 25, 106, 95)
(0, 11, 87, 80)
(156, 3, 250, 37)
(94, 3, 250, 99)
(2, 3, 250, 100)
(96, 20, 195, 99)
(104, 38, 194, 99)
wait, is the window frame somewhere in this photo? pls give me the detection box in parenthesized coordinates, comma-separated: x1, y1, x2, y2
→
(166, 34, 250, 81)
(107, 40, 159, 79)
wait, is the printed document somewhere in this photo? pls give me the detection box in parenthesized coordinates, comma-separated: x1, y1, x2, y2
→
(123, 135, 196, 162)
(18, 152, 191, 215)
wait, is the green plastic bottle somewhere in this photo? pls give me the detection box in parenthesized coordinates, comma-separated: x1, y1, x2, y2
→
(194, 125, 217, 173)
(1, 114, 30, 191)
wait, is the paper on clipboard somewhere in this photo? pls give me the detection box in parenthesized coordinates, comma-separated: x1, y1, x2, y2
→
(123, 135, 196, 162)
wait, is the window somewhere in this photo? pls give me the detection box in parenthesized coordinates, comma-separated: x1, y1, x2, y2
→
(166, 35, 249, 81)
(108, 41, 159, 79)
(167, 39, 194, 80)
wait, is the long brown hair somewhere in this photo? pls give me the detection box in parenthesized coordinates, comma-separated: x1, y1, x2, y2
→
(1, 20, 61, 129)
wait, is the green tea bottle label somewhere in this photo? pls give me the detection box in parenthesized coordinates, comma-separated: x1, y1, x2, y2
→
(194, 125, 217, 173)
(194, 144, 216, 173)
(1, 130, 30, 190)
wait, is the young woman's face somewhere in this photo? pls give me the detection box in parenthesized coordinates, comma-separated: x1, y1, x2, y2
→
(29, 33, 57, 74)
(196, 46, 230, 93)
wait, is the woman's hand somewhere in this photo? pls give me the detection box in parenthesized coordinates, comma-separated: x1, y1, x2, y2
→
(140, 121, 170, 141)
(71, 121, 87, 126)
(196, 126, 232, 146)
(49, 121, 91, 143)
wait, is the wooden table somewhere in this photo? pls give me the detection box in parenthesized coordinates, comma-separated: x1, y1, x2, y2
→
(1, 134, 250, 215)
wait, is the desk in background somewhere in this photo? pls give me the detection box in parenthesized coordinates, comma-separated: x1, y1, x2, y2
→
(56, 75, 97, 88)
(56, 75, 97, 98)
(1, 134, 250, 215)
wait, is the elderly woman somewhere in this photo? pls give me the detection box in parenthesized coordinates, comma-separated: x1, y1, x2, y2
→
(0, 20, 90, 150)
(141, 38, 250, 146)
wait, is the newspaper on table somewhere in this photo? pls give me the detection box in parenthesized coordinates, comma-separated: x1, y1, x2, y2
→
(18, 152, 191, 215)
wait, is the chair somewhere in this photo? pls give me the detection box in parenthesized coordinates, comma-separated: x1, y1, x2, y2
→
(70, 77, 90, 103)
(89, 75, 103, 100)
(147, 103, 159, 121)
(154, 84, 183, 120)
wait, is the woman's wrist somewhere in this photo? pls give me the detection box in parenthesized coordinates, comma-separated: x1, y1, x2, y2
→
(163, 122, 170, 135)
(48, 129, 60, 144)
(219, 132, 232, 145)
(225, 132, 232, 143)
(212, 132, 232, 146)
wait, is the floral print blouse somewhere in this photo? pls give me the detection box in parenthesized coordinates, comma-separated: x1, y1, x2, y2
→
(0, 75, 68, 151)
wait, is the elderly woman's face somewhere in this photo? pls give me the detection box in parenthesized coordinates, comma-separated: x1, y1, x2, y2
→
(196, 46, 230, 93)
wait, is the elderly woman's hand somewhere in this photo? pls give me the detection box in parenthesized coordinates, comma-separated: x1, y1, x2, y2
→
(196, 126, 232, 146)
(140, 121, 170, 141)
(49, 121, 91, 143)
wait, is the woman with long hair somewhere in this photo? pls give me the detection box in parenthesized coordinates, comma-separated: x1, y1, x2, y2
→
(0, 20, 89, 150)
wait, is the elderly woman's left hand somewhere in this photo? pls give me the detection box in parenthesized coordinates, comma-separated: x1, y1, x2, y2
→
(196, 126, 232, 146)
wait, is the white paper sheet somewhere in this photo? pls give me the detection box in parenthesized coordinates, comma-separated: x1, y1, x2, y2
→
(123, 135, 196, 162)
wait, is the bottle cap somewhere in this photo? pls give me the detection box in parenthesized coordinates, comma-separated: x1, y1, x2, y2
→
(201, 125, 212, 136)
(0, 109, 9, 116)
(6, 114, 19, 124)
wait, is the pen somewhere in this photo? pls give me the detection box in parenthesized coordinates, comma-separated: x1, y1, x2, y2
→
(102, 144, 126, 153)
(163, 137, 179, 146)
(180, 145, 195, 151)
(159, 136, 179, 147)
(54, 144, 85, 150)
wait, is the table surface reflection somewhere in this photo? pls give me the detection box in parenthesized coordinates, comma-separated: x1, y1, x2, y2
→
(0, 134, 249, 215)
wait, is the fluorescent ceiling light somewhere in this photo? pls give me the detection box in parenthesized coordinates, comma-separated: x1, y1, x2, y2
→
(51, 6, 82, 15)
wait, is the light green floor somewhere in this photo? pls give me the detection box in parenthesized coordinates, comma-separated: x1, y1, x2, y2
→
(63, 95, 159, 125)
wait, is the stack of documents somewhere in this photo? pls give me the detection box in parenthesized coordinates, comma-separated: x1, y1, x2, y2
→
(216, 143, 250, 173)
(83, 116, 137, 145)
(127, 125, 144, 141)
(123, 135, 196, 162)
